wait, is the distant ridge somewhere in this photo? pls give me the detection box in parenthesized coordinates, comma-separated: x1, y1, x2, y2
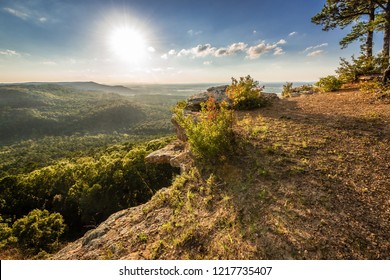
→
(1, 81, 134, 96)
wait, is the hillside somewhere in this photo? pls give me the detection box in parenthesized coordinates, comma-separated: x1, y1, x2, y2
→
(53, 87, 390, 260)
(12, 82, 135, 96)
(0, 83, 173, 145)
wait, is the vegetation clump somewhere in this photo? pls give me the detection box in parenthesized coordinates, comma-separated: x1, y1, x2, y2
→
(282, 83, 317, 98)
(226, 75, 266, 110)
(0, 136, 179, 255)
(11, 209, 65, 253)
(336, 55, 384, 83)
(173, 97, 233, 162)
(315, 75, 342, 92)
(360, 80, 390, 100)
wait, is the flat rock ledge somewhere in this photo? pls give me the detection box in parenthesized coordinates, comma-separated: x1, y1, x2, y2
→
(145, 140, 190, 172)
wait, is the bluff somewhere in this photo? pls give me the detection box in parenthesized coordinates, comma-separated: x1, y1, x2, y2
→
(52, 86, 390, 260)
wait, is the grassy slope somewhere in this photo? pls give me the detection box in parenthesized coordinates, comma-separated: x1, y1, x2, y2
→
(53, 87, 388, 259)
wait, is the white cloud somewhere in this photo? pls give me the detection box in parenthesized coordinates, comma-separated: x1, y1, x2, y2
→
(246, 42, 280, 59)
(178, 48, 192, 57)
(215, 48, 228, 57)
(227, 42, 248, 54)
(3, 7, 29, 20)
(203, 60, 213, 65)
(307, 50, 324, 57)
(187, 29, 203, 36)
(0, 49, 21, 56)
(178, 44, 216, 58)
(167, 39, 286, 60)
(273, 47, 285, 55)
(148, 46, 156, 52)
(192, 44, 216, 57)
(161, 49, 177, 59)
(176, 42, 249, 59)
(304, 43, 328, 53)
(253, 30, 257, 34)
(288, 31, 298, 37)
(3, 6, 50, 24)
(216, 42, 248, 57)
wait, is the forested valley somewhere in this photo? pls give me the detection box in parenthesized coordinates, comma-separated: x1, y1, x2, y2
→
(0, 83, 182, 257)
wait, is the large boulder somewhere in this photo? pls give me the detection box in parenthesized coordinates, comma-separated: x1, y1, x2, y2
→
(145, 140, 185, 165)
(145, 140, 191, 173)
(185, 85, 230, 111)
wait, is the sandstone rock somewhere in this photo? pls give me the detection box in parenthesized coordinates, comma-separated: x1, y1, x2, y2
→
(145, 140, 192, 173)
(171, 117, 188, 142)
(145, 140, 185, 165)
(185, 85, 230, 111)
(262, 92, 279, 102)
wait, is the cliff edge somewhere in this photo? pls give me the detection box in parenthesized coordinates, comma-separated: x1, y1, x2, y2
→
(53, 87, 390, 259)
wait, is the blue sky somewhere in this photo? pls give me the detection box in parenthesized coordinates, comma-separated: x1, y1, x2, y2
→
(0, 0, 377, 84)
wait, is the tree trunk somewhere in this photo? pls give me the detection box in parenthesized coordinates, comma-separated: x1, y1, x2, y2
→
(382, 1, 390, 67)
(366, 2, 375, 59)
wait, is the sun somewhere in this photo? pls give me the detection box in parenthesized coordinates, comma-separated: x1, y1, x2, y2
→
(109, 26, 147, 63)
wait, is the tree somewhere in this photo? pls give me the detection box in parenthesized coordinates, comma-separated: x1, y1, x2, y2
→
(373, 0, 390, 64)
(312, 0, 377, 59)
(12, 209, 65, 252)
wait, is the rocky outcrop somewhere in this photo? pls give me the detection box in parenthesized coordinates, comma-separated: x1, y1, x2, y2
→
(262, 92, 279, 102)
(185, 85, 279, 110)
(171, 117, 188, 142)
(52, 192, 173, 260)
(145, 140, 191, 172)
(185, 85, 230, 111)
(146, 85, 279, 173)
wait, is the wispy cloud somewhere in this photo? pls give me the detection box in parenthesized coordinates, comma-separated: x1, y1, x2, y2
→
(187, 29, 203, 36)
(304, 43, 328, 53)
(307, 50, 324, 57)
(203, 60, 213, 65)
(3, 6, 50, 24)
(3, 7, 29, 20)
(0, 49, 21, 56)
(288, 31, 298, 37)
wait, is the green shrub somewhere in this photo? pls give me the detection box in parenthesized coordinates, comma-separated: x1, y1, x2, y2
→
(0, 216, 16, 249)
(315, 75, 342, 92)
(336, 55, 385, 83)
(173, 97, 233, 161)
(226, 75, 266, 109)
(12, 209, 65, 252)
(282, 82, 294, 98)
(360, 81, 390, 100)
